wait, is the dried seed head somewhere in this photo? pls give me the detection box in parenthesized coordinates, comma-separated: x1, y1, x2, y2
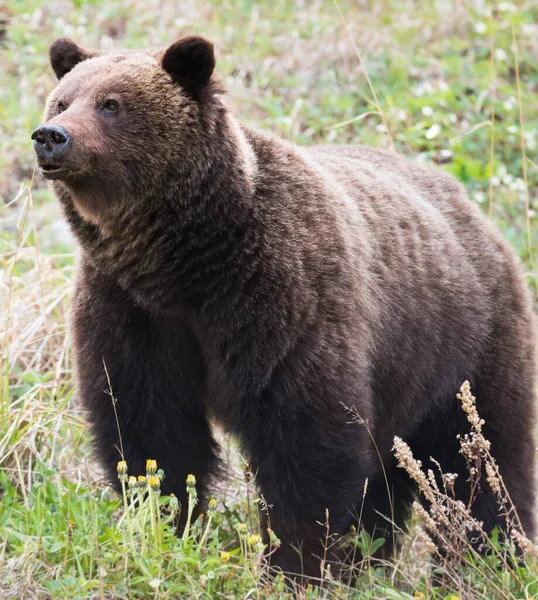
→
(442, 472, 457, 495)
(511, 528, 538, 557)
(415, 526, 437, 555)
(393, 436, 435, 503)
(413, 501, 437, 533)
(457, 381, 484, 433)
(485, 462, 502, 497)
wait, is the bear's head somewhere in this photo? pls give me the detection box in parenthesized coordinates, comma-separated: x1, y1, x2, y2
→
(32, 36, 235, 225)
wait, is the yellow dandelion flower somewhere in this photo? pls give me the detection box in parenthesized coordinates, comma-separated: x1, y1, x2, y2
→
(248, 534, 262, 546)
(414, 594, 425, 599)
(146, 459, 157, 475)
(220, 551, 230, 563)
(148, 476, 160, 490)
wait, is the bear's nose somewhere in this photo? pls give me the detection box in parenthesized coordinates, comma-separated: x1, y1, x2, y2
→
(31, 124, 71, 161)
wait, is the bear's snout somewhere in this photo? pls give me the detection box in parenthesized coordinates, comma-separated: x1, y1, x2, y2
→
(32, 124, 72, 176)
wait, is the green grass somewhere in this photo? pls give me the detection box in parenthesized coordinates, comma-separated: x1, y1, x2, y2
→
(1, 0, 538, 598)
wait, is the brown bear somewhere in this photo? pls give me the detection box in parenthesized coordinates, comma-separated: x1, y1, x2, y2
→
(32, 36, 536, 578)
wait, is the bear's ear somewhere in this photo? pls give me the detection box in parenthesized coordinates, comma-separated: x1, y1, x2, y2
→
(161, 36, 215, 98)
(49, 38, 97, 80)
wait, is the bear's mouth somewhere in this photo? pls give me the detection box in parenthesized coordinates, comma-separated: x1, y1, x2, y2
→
(40, 163, 74, 180)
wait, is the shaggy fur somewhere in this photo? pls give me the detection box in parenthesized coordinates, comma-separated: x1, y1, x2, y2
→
(34, 36, 536, 578)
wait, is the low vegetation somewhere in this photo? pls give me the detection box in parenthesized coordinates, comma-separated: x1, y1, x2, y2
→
(1, 0, 537, 598)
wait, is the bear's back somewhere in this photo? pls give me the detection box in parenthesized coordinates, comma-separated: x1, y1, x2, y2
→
(303, 142, 515, 311)
(293, 142, 530, 441)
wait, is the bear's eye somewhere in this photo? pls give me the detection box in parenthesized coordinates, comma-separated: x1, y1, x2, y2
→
(103, 99, 120, 114)
(58, 101, 66, 113)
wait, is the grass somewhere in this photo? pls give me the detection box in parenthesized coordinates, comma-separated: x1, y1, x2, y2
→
(1, 0, 537, 598)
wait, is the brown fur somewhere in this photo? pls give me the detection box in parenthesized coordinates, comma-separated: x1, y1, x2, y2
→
(34, 36, 536, 579)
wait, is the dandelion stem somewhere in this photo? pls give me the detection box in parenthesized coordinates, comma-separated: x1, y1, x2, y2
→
(155, 491, 163, 551)
(148, 481, 157, 546)
(120, 477, 135, 550)
(182, 493, 195, 543)
(199, 513, 213, 550)
(137, 487, 147, 555)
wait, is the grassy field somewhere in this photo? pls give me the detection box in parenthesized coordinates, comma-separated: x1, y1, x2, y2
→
(1, 0, 538, 598)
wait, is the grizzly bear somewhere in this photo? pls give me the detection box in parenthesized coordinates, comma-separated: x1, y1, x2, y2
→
(32, 36, 536, 578)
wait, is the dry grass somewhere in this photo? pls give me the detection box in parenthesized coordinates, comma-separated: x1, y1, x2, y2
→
(393, 382, 538, 598)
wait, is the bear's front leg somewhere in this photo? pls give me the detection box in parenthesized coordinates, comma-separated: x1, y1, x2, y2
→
(240, 366, 379, 581)
(71, 259, 220, 524)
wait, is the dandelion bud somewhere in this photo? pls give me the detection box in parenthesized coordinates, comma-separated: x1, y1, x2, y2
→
(248, 534, 262, 546)
(220, 551, 230, 564)
(128, 476, 137, 489)
(186, 474, 196, 488)
(67, 520, 76, 537)
(138, 475, 147, 488)
(267, 527, 281, 548)
(236, 523, 248, 535)
(146, 459, 157, 476)
(242, 462, 252, 482)
(157, 468, 165, 481)
(208, 498, 217, 512)
(117, 460, 128, 475)
(169, 493, 179, 512)
(148, 476, 160, 490)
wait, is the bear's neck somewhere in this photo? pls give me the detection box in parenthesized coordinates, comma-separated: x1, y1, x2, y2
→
(62, 119, 269, 314)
